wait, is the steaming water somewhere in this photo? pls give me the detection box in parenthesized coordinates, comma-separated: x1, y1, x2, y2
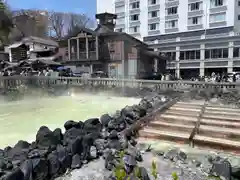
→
(0, 93, 140, 148)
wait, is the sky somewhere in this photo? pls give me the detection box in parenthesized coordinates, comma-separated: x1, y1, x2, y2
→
(7, 0, 96, 19)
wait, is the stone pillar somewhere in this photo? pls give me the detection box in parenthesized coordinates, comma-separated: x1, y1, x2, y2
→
(85, 36, 89, 59)
(200, 44, 205, 76)
(77, 38, 79, 59)
(95, 36, 99, 60)
(175, 46, 180, 78)
(200, 62, 204, 76)
(154, 48, 158, 73)
(9, 48, 12, 62)
(228, 41, 233, 73)
(68, 39, 71, 61)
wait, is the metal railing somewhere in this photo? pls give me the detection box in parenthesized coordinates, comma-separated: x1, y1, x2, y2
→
(0, 76, 239, 91)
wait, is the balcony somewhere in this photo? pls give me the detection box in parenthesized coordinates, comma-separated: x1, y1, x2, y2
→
(148, 30, 160, 36)
(209, 21, 227, 28)
(209, 5, 227, 14)
(188, 10, 204, 17)
(165, 14, 179, 20)
(148, 17, 160, 24)
(165, 0, 179, 7)
(115, 0, 125, 7)
(187, 24, 203, 31)
(129, 8, 140, 15)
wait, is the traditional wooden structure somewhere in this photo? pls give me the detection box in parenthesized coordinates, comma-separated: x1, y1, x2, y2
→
(66, 13, 167, 79)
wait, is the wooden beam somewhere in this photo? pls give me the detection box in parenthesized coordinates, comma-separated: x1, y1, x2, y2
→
(86, 36, 89, 59)
(68, 39, 71, 61)
(77, 38, 79, 60)
(96, 36, 99, 60)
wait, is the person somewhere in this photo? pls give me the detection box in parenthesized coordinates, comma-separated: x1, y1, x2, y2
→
(233, 73, 236, 82)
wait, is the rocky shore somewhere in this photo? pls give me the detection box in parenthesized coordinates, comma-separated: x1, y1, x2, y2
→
(0, 89, 239, 180)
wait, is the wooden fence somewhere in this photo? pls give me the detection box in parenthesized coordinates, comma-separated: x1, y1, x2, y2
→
(0, 76, 239, 91)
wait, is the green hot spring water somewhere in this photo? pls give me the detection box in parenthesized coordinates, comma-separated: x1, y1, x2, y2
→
(0, 93, 141, 148)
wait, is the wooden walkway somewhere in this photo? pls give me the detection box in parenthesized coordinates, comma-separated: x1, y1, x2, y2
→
(139, 100, 240, 154)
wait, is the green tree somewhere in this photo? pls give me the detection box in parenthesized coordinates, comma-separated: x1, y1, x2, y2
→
(0, 0, 13, 44)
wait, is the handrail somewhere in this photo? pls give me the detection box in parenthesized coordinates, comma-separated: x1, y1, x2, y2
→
(0, 76, 239, 88)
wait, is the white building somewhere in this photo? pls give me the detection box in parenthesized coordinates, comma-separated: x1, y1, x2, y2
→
(97, 0, 240, 79)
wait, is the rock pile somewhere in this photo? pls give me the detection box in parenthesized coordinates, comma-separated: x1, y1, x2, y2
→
(0, 93, 169, 180)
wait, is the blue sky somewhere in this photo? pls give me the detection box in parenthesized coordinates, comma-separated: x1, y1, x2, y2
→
(7, 0, 96, 19)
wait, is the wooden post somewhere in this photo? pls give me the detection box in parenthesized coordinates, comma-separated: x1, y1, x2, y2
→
(95, 36, 99, 60)
(86, 36, 89, 59)
(77, 38, 80, 59)
(68, 39, 71, 61)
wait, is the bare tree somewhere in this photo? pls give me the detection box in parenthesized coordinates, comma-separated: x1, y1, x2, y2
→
(48, 11, 65, 39)
(66, 13, 91, 36)
(48, 12, 94, 39)
(11, 9, 48, 39)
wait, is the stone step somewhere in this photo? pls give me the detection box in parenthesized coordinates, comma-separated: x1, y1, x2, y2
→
(139, 128, 190, 143)
(154, 116, 197, 125)
(160, 114, 198, 122)
(205, 106, 240, 113)
(176, 101, 205, 106)
(201, 118, 240, 128)
(193, 134, 240, 151)
(198, 125, 240, 139)
(202, 114, 240, 122)
(204, 110, 240, 116)
(164, 110, 199, 117)
(147, 121, 194, 132)
(169, 106, 201, 112)
(172, 104, 203, 109)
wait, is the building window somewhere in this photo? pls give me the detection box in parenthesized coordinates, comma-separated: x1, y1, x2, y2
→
(179, 50, 201, 60)
(210, 13, 226, 23)
(210, 0, 224, 8)
(149, 10, 158, 18)
(130, 26, 139, 33)
(148, 23, 159, 30)
(165, 20, 178, 29)
(131, 2, 140, 9)
(234, 47, 240, 57)
(116, 28, 123, 32)
(238, 0, 240, 6)
(130, 14, 139, 21)
(238, 15, 240, 20)
(149, 0, 157, 5)
(166, 52, 176, 61)
(188, 16, 201, 25)
(188, 2, 201, 11)
(166, 6, 178, 15)
(205, 48, 228, 59)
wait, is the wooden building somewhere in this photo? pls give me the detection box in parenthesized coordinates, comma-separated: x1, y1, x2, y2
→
(65, 13, 166, 79)
(7, 36, 58, 62)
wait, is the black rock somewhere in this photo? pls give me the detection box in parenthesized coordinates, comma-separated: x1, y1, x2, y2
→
(0, 159, 6, 170)
(63, 128, 85, 146)
(32, 158, 48, 180)
(19, 159, 33, 180)
(232, 166, 240, 179)
(53, 128, 63, 143)
(211, 158, 232, 180)
(4, 168, 24, 180)
(28, 149, 49, 159)
(36, 126, 60, 149)
(47, 150, 60, 178)
(13, 141, 30, 150)
(84, 118, 102, 133)
(64, 120, 81, 130)
(56, 145, 71, 173)
(100, 114, 112, 127)
(69, 137, 83, 155)
(71, 154, 82, 169)
(108, 130, 119, 140)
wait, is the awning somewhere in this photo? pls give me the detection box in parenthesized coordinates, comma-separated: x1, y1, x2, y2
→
(142, 50, 168, 60)
(8, 42, 24, 49)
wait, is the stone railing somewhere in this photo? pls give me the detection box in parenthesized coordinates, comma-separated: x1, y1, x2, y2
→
(0, 76, 239, 91)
